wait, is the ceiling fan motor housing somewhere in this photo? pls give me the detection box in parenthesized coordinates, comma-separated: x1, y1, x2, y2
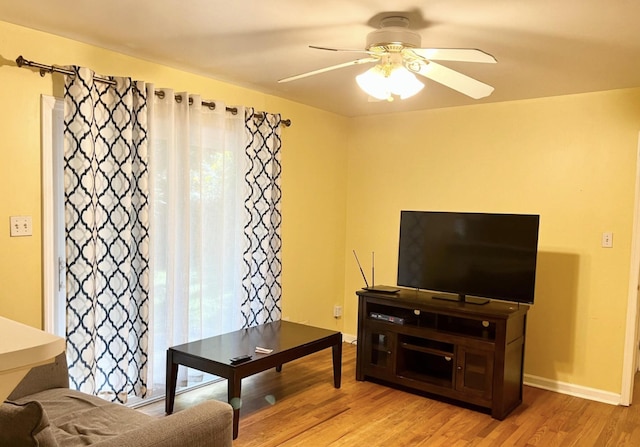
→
(366, 16, 421, 50)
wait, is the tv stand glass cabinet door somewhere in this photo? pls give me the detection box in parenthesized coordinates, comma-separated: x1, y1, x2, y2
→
(363, 330, 395, 378)
(456, 346, 494, 401)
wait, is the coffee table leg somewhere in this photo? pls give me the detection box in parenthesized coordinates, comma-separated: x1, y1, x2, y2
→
(165, 349, 178, 414)
(332, 337, 342, 388)
(228, 372, 242, 439)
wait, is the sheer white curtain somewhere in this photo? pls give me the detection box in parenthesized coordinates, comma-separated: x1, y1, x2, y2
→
(147, 88, 247, 393)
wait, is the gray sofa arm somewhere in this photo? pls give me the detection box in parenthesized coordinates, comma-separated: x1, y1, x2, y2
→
(91, 400, 234, 447)
(8, 353, 69, 400)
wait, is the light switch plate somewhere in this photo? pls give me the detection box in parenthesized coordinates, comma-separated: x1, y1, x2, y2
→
(10, 215, 33, 237)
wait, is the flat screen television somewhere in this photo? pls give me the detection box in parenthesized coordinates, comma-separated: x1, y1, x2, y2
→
(397, 211, 540, 304)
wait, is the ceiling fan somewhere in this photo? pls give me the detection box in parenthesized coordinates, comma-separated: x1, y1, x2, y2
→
(278, 16, 496, 101)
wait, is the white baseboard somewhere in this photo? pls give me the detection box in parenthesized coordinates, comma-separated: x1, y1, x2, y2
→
(524, 373, 621, 406)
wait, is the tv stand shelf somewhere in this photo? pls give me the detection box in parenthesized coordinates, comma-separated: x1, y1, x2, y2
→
(356, 288, 529, 419)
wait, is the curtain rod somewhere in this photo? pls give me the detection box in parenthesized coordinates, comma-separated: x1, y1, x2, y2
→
(15, 55, 291, 127)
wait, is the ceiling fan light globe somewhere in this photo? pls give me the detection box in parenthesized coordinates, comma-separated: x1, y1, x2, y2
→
(356, 67, 391, 100)
(388, 66, 424, 99)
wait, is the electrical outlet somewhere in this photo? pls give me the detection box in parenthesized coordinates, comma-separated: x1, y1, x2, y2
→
(602, 232, 613, 248)
(333, 305, 342, 318)
(10, 216, 33, 237)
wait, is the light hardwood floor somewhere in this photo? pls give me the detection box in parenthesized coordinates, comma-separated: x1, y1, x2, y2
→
(139, 343, 640, 446)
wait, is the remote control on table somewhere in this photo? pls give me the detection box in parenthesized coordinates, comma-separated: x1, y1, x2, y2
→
(230, 354, 252, 364)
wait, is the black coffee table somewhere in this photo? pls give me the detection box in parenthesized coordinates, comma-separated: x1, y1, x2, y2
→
(165, 320, 342, 439)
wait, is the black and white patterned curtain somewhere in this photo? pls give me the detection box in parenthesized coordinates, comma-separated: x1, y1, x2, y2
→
(241, 108, 283, 327)
(64, 67, 150, 402)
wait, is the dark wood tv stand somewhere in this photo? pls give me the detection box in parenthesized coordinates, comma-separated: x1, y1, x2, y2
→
(356, 288, 529, 419)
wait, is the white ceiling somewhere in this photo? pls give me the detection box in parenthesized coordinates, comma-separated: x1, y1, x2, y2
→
(2, 0, 640, 117)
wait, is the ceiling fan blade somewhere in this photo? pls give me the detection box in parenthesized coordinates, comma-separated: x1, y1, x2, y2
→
(309, 45, 372, 54)
(278, 57, 378, 83)
(413, 61, 494, 99)
(409, 48, 497, 63)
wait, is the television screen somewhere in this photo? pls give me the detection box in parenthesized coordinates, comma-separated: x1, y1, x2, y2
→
(397, 211, 540, 304)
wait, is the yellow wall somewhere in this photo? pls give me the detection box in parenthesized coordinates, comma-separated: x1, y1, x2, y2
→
(0, 20, 349, 331)
(3, 18, 640, 397)
(344, 90, 640, 393)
